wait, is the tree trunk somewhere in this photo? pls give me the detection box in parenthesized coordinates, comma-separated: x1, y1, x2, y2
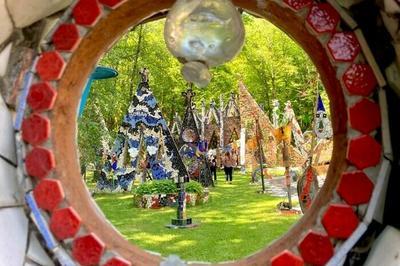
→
(128, 24, 145, 100)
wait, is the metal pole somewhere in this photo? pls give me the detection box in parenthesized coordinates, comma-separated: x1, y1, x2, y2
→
(177, 181, 186, 221)
(255, 119, 266, 193)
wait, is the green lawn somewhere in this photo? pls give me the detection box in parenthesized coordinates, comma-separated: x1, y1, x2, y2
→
(92, 171, 301, 263)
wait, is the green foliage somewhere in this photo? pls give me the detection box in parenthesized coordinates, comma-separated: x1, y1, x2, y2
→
(78, 14, 330, 165)
(185, 181, 204, 195)
(133, 180, 178, 196)
(133, 180, 204, 196)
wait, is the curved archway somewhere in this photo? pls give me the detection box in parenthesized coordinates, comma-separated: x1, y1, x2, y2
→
(20, 0, 385, 265)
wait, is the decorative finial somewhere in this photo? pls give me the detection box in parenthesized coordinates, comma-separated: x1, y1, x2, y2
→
(182, 88, 196, 106)
(139, 67, 149, 83)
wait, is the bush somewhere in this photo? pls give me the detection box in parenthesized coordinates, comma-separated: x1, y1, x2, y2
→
(185, 181, 204, 196)
(134, 180, 177, 196)
(133, 180, 204, 197)
(152, 180, 178, 194)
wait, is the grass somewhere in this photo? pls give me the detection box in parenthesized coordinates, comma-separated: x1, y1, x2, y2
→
(92, 171, 301, 263)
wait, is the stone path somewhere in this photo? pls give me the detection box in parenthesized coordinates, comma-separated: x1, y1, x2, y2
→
(256, 176, 326, 198)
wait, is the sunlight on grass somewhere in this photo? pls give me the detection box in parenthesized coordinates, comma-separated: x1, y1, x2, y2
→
(92, 172, 301, 262)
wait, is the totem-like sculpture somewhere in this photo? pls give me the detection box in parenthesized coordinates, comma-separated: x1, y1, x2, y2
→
(179, 88, 213, 187)
(272, 99, 280, 128)
(284, 101, 307, 156)
(314, 95, 332, 139)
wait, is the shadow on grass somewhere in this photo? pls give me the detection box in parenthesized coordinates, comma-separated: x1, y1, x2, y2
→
(93, 171, 301, 263)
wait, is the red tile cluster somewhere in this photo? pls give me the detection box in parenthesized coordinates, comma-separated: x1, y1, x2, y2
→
(337, 171, 374, 205)
(73, 0, 102, 26)
(298, 231, 333, 266)
(343, 64, 377, 96)
(322, 204, 359, 239)
(52, 24, 81, 51)
(347, 135, 382, 169)
(349, 99, 381, 134)
(306, 3, 340, 34)
(72, 233, 106, 266)
(33, 179, 64, 211)
(25, 147, 55, 179)
(50, 207, 81, 240)
(22, 114, 51, 146)
(327, 32, 361, 62)
(35, 51, 66, 81)
(27, 82, 57, 112)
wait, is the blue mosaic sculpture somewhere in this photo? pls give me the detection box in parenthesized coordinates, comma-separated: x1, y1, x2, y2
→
(98, 68, 189, 192)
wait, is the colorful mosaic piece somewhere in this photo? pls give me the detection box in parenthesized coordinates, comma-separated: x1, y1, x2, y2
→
(179, 88, 212, 186)
(100, 68, 189, 189)
(314, 95, 333, 139)
(284, 100, 307, 156)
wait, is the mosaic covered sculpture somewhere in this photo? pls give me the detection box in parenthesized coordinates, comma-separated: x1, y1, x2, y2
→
(170, 92, 241, 156)
(179, 88, 213, 186)
(272, 99, 280, 128)
(98, 68, 189, 192)
(284, 100, 308, 156)
(314, 95, 333, 139)
(170, 82, 306, 169)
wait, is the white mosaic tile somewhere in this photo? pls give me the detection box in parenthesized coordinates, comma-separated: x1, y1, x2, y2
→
(0, 42, 12, 77)
(0, 159, 19, 207)
(0, 95, 16, 164)
(0, 0, 13, 46)
(0, 207, 28, 266)
(7, 0, 73, 28)
(26, 232, 55, 266)
(365, 226, 400, 266)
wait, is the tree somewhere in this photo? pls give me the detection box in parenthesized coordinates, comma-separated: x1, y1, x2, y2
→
(78, 14, 328, 165)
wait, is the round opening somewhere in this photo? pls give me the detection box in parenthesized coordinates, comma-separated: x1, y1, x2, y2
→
(22, 0, 383, 265)
(78, 15, 333, 262)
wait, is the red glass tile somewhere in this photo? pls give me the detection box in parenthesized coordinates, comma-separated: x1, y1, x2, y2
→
(22, 114, 51, 146)
(33, 179, 64, 211)
(337, 171, 374, 205)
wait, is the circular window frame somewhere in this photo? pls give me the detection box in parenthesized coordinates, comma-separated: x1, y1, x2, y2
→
(20, 0, 386, 265)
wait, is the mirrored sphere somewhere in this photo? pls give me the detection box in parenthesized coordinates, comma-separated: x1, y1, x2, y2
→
(164, 0, 245, 68)
(181, 61, 212, 88)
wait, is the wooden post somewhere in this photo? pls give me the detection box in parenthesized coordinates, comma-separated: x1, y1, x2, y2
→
(255, 118, 266, 193)
(280, 124, 292, 209)
(282, 137, 292, 209)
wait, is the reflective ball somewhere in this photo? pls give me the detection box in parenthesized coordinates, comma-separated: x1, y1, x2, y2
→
(164, 0, 245, 87)
(181, 61, 211, 88)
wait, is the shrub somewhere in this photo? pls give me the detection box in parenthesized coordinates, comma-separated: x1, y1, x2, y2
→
(133, 180, 204, 196)
(134, 180, 177, 196)
(151, 180, 178, 194)
(134, 182, 153, 196)
(185, 181, 204, 196)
